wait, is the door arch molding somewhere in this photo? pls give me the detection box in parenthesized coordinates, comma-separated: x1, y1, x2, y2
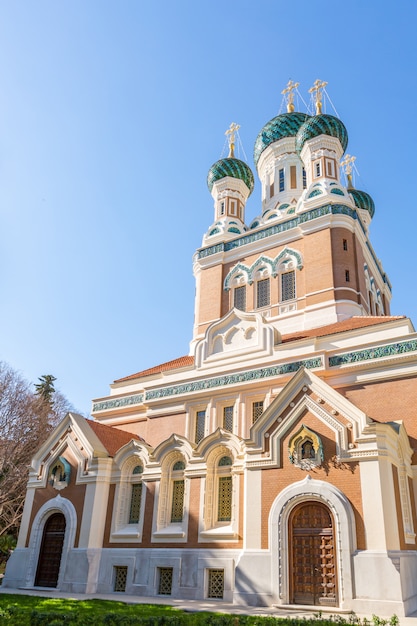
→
(270, 476, 356, 608)
(25, 495, 77, 589)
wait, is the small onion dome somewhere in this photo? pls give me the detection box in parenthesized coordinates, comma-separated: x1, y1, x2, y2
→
(254, 112, 310, 167)
(349, 188, 375, 218)
(207, 157, 254, 196)
(295, 114, 348, 155)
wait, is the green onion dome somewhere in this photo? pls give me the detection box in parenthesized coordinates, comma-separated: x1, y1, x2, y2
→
(349, 188, 375, 218)
(295, 114, 348, 155)
(253, 112, 310, 167)
(207, 157, 254, 196)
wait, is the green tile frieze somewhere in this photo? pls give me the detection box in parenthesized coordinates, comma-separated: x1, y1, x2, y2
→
(197, 204, 363, 260)
(145, 357, 323, 401)
(92, 357, 323, 412)
(92, 394, 144, 413)
(329, 339, 417, 367)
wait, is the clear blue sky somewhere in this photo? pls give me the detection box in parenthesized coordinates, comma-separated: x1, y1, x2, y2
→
(0, 1, 416, 415)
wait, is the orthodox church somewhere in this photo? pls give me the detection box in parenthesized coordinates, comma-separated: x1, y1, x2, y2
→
(4, 80, 417, 616)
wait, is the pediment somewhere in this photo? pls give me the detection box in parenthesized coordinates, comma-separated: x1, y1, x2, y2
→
(30, 412, 110, 487)
(195, 308, 280, 369)
(247, 368, 370, 467)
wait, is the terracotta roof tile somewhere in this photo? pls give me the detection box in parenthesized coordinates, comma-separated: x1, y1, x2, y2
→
(280, 316, 405, 343)
(114, 317, 405, 383)
(114, 355, 194, 383)
(87, 419, 145, 456)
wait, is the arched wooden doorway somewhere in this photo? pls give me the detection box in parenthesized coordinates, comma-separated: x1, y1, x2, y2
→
(289, 501, 337, 606)
(35, 513, 66, 587)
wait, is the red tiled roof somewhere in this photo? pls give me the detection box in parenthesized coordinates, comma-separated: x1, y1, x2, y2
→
(114, 317, 405, 383)
(114, 355, 194, 383)
(87, 419, 145, 456)
(280, 316, 405, 343)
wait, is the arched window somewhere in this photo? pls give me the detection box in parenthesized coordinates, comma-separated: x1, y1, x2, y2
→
(170, 461, 185, 523)
(200, 449, 238, 540)
(217, 456, 232, 522)
(153, 454, 189, 540)
(111, 457, 146, 541)
(129, 464, 143, 524)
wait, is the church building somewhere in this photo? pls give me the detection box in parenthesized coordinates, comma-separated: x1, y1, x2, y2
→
(4, 80, 417, 616)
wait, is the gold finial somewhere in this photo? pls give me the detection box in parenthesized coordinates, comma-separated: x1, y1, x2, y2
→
(309, 79, 328, 115)
(225, 122, 240, 158)
(282, 80, 299, 113)
(341, 154, 356, 188)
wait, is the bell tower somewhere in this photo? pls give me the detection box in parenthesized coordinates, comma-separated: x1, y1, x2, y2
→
(191, 81, 392, 352)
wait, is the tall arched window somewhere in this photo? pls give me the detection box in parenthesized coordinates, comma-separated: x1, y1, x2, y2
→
(153, 454, 189, 541)
(111, 456, 146, 541)
(200, 448, 238, 541)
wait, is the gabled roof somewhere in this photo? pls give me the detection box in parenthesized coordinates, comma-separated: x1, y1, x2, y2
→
(114, 316, 405, 383)
(87, 419, 145, 456)
(114, 355, 194, 383)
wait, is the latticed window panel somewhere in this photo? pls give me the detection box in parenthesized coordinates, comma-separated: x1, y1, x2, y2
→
(170, 480, 185, 523)
(129, 482, 142, 524)
(218, 476, 232, 522)
(256, 278, 270, 308)
(132, 464, 143, 475)
(195, 410, 206, 444)
(223, 406, 233, 432)
(158, 567, 173, 595)
(207, 569, 224, 599)
(233, 285, 246, 311)
(252, 401, 264, 424)
(281, 271, 295, 302)
(113, 566, 128, 592)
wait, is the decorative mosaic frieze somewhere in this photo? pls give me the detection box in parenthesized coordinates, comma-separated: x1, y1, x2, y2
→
(145, 357, 323, 401)
(197, 204, 364, 260)
(92, 394, 144, 413)
(329, 339, 417, 367)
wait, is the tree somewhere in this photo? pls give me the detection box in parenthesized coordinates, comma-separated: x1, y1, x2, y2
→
(0, 363, 75, 540)
(34, 374, 57, 405)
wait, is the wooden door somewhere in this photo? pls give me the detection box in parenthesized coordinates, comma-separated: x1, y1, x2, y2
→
(35, 513, 66, 587)
(289, 502, 337, 606)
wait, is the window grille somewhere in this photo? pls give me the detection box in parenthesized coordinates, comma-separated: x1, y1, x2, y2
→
(234, 285, 246, 311)
(195, 410, 206, 443)
(173, 460, 185, 471)
(170, 480, 184, 523)
(218, 476, 232, 522)
(218, 456, 232, 467)
(129, 483, 142, 524)
(279, 168, 285, 192)
(208, 569, 224, 598)
(113, 566, 128, 592)
(256, 279, 270, 308)
(223, 406, 233, 432)
(158, 567, 173, 595)
(281, 271, 295, 302)
(132, 464, 143, 475)
(252, 401, 264, 424)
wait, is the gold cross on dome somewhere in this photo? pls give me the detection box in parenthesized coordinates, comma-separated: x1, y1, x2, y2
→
(341, 154, 356, 188)
(225, 122, 240, 158)
(282, 80, 299, 112)
(309, 79, 328, 114)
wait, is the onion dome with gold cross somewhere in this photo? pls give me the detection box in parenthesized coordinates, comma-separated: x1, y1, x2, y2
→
(341, 154, 375, 221)
(204, 123, 253, 244)
(253, 80, 310, 169)
(295, 80, 348, 156)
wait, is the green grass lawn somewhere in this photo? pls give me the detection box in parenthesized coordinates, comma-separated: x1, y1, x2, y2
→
(0, 594, 399, 626)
